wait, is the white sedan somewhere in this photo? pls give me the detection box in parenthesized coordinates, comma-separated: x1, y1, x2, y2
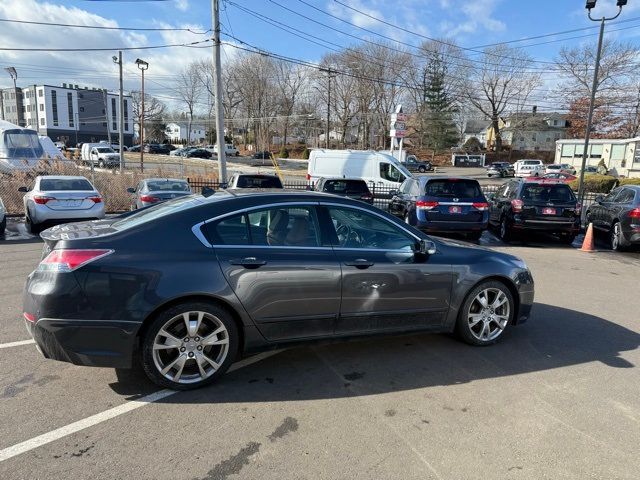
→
(19, 176, 105, 234)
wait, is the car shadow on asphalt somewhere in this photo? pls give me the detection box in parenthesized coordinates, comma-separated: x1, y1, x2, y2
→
(109, 303, 639, 402)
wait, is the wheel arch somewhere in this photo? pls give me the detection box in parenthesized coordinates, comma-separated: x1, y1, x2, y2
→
(136, 294, 246, 349)
(458, 275, 521, 325)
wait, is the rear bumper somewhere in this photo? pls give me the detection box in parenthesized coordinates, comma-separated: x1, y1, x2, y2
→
(32, 204, 105, 223)
(416, 219, 489, 233)
(25, 318, 138, 368)
(512, 217, 580, 233)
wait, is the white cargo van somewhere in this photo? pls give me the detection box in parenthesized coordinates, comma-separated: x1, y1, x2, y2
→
(307, 149, 412, 188)
(81, 143, 120, 168)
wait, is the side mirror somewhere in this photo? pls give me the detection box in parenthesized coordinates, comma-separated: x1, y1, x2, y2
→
(595, 194, 604, 203)
(416, 239, 437, 256)
(126, 187, 135, 194)
(18, 186, 29, 193)
(389, 189, 399, 196)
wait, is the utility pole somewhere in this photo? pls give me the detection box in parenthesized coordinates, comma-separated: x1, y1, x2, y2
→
(320, 68, 333, 149)
(579, 0, 627, 207)
(113, 51, 125, 172)
(212, 0, 227, 184)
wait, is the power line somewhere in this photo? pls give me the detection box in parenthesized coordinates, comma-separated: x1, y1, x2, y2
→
(0, 39, 212, 52)
(0, 17, 210, 34)
(323, 0, 556, 65)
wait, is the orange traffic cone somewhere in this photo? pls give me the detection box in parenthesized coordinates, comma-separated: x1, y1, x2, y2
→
(580, 223, 595, 252)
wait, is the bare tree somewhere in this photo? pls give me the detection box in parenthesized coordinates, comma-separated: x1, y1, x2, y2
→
(130, 91, 166, 143)
(175, 63, 203, 144)
(272, 60, 306, 146)
(464, 45, 541, 151)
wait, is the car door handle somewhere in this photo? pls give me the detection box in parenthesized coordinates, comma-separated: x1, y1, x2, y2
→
(344, 259, 374, 269)
(229, 257, 267, 269)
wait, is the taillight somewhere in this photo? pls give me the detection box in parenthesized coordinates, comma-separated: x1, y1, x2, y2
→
(140, 195, 160, 203)
(306, 173, 311, 180)
(23, 312, 36, 323)
(88, 196, 102, 203)
(511, 199, 524, 212)
(34, 196, 54, 205)
(416, 200, 439, 210)
(38, 249, 113, 273)
(629, 208, 640, 219)
(472, 202, 489, 211)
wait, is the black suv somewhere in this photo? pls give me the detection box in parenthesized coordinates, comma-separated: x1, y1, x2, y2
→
(144, 144, 172, 155)
(488, 179, 581, 243)
(314, 177, 374, 204)
(586, 185, 640, 251)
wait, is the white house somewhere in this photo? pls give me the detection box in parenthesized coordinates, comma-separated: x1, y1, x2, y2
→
(555, 137, 640, 178)
(501, 112, 568, 152)
(165, 122, 206, 143)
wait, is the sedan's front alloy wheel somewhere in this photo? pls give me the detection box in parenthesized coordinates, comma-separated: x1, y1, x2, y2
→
(141, 302, 239, 390)
(457, 281, 514, 346)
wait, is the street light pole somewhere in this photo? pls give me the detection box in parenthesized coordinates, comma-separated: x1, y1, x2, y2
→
(113, 51, 125, 173)
(320, 68, 333, 149)
(135, 58, 149, 173)
(579, 0, 626, 207)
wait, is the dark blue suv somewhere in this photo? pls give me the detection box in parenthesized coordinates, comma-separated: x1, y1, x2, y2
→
(389, 177, 489, 240)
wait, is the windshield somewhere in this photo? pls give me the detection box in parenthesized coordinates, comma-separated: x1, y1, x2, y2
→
(522, 184, 576, 203)
(111, 195, 203, 231)
(40, 178, 94, 191)
(146, 180, 191, 192)
(236, 176, 283, 188)
(3, 130, 44, 159)
(96, 147, 114, 153)
(425, 179, 483, 198)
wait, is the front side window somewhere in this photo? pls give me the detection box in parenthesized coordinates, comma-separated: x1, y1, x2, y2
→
(327, 206, 415, 251)
(603, 188, 620, 203)
(379, 163, 405, 183)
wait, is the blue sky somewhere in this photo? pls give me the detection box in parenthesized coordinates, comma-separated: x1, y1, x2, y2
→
(1, 0, 640, 106)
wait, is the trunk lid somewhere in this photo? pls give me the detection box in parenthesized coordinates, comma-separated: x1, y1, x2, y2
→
(41, 190, 100, 211)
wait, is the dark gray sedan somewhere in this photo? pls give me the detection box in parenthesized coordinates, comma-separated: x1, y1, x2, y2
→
(24, 190, 534, 390)
(127, 178, 192, 209)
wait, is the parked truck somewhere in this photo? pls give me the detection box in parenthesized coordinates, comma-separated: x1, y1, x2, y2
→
(81, 143, 120, 168)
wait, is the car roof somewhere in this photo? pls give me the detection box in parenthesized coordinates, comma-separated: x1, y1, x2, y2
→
(143, 178, 187, 183)
(418, 176, 476, 183)
(37, 175, 91, 181)
(319, 177, 367, 182)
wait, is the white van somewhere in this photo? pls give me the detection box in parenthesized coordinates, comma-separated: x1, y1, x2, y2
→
(307, 149, 412, 189)
(514, 159, 544, 178)
(81, 143, 120, 168)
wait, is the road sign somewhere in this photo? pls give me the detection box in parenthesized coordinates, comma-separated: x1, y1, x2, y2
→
(390, 129, 406, 138)
(390, 121, 406, 131)
(390, 113, 407, 123)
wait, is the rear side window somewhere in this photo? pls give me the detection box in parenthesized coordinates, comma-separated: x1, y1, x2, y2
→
(323, 180, 368, 194)
(521, 184, 576, 203)
(40, 178, 94, 191)
(208, 214, 250, 245)
(424, 179, 482, 198)
(236, 176, 283, 188)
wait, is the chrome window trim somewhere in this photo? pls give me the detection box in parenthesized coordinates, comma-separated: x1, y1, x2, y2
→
(189, 199, 428, 250)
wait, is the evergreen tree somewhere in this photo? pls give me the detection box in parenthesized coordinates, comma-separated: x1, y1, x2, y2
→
(420, 53, 459, 150)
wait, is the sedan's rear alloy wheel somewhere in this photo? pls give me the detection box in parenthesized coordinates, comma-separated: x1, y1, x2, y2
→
(457, 281, 514, 346)
(141, 302, 238, 390)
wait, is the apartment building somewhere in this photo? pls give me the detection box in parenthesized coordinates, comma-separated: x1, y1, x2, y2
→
(0, 83, 134, 146)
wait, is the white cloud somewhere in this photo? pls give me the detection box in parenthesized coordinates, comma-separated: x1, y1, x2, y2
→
(441, 0, 506, 37)
(175, 0, 189, 13)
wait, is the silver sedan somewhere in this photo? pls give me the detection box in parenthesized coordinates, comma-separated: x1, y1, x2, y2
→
(19, 175, 105, 234)
(127, 178, 192, 209)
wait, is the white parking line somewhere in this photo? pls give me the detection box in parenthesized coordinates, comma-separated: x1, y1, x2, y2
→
(0, 339, 35, 350)
(0, 350, 282, 463)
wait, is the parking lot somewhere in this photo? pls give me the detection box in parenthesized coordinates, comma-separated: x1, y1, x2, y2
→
(0, 220, 638, 480)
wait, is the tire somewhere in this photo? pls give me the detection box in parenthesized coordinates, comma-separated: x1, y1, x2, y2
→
(141, 301, 239, 390)
(560, 233, 576, 245)
(0, 216, 5, 236)
(404, 211, 412, 226)
(499, 216, 513, 242)
(467, 231, 483, 241)
(98, 160, 105, 169)
(418, 166, 426, 173)
(456, 280, 514, 346)
(610, 221, 628, 251)
(25, 211, 40, 235)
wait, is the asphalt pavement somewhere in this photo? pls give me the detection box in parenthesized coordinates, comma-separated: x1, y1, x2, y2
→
(0, 220, 638, 479)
